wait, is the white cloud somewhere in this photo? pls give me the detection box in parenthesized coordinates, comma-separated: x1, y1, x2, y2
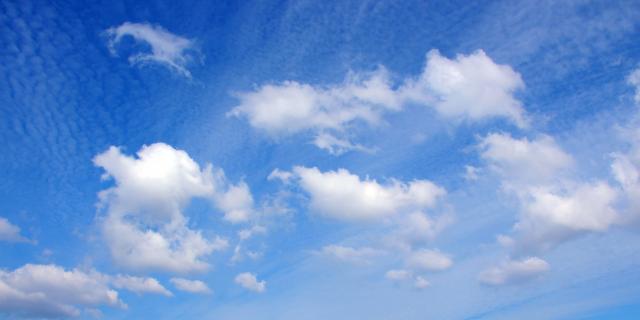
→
(105, 22, 200, 78)
(231, 50, 527, 154)
(111, 275, 172, 296)
(0, 264, 124, 318)
(385, 269, 412, 281)
(234, 272, 266, 293)
(479, 133, 619, 252)
(0, 217, 30, 243)
(612, 128, 640, 223)
(94, 143, 251, 273)
(170, 278, 211, 294)
(628, 68, 640, 104)
(413, 276, 430, 289)
(288, 166, 445, 221)
(403, 50, 526, 127)
(405, 249, 453, 272)
(319, 245, 382, 264)
(478, 257, 550, 286)
(480, 133, 573, 185)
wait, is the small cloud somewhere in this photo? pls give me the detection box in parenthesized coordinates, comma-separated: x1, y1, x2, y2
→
(170, 278, 211, 294)
(105, 22, 201, 78)
(413, 276, 430, 289)
(234, 272, 266, 293)
(111, 275, 172, 296)
(406, 249, 453, 272)
(479, 257, 550, 286)
(0, 217, 32, 243)
(318, 245, 383, 264)
(385, 269, 412, 281)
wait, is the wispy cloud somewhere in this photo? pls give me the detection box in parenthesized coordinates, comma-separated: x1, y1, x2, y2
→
(105, 22, 201, 78)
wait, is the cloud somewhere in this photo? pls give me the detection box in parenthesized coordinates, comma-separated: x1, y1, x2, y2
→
(0, 217, 30, 243)
(385, 269, 412, 281)
(480, 133, 573, 185)
(403, 50, 527, 127)
(478, 133, 619, 252)
(105, 22, 201, 78)
(94, 143, 253, 273)
(318, 245, 382, 264)
(170, 278, 211, 294)
(0, 264, 124, 318)
(286, 166, 445, 221)
(611, 127, 640, 223)
(234, 272, 266, 293)
(413, 276, 430, 289)
(230, 50, 527, 154)
(628, 68, 640, 104)
(405, 249, 453, 272)
(111, 275, 172, 297)
(478, 257, 550, 286)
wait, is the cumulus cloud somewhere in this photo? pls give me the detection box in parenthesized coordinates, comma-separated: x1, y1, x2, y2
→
(0, 264, 124, 318)
(318, 245, 382, 264)
(479, 133, 619, 252)
(105, 22, 201, 78)
(480, 133, 573, 185)
(0, 217, 30, 243)
(111, 275, 172, 296)
(286, 166, 445, 221)
(230, 50, 526, 154)
(405, 249, 453, 272)
(272, 166, 451, 276)
(94, 143, 254, 273)
(234, 272, 266, 293)
(479, 257, 550, 286)
(403, 50, 526, 127)
(170, 278, 211, 294)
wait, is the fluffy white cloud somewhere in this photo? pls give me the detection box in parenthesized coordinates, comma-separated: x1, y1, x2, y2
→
(111, 275, 172, 296)
(0, 217, 29, 243)
(479, 133, 619, 252)
(288, 166, 445, 221)
(405, 249, 453, 272)
(403, 50, 526, 127)
(319, 245, 382, 264)
(228, 68, 397, 154)
(234, 272, 266, 293)
(0, 264, 124, 318)
(478, 257, 550, 286)
(480, 133, 573, 185)
(105, 22, 200, 78)
(170, 278, 211, 294)
(231, 50, 526, 154)
(94, 143, 253, 273)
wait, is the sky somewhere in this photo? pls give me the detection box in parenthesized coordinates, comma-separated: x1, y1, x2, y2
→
(1, 0, 640, 319)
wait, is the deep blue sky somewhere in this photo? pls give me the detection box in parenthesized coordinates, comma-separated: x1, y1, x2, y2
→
(1, 0, 640, 319)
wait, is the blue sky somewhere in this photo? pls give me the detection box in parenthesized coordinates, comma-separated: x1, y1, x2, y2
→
(2, 0, 640, 319)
